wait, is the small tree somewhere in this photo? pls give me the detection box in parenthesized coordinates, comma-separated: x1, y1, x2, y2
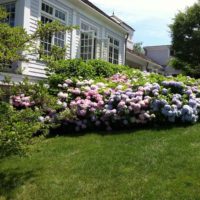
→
(170, 1, 200, 77)
(0, 7, 76, 70)
(133, 42, 145, 55)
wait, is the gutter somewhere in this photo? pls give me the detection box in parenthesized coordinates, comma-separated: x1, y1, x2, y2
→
(125, 33, 129, 65)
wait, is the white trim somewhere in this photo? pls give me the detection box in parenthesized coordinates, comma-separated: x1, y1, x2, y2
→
(23, 0, 31, 33)
(71, 9, 77, 59)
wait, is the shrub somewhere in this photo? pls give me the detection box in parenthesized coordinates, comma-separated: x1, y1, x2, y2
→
(86, 59, 128, 78)
(42, 72, 200, 133)
(10, 78, 60, 112)
(0, 103, 47, 158)
(47, 59, 134, 92)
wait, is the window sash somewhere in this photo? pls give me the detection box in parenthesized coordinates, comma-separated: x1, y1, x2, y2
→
(40, 15, 66, 55)
(41, 1, 67, 23)
(80, 31, 96, 60)
(0, 2, 16, 27)
(108, 36, 119, 64)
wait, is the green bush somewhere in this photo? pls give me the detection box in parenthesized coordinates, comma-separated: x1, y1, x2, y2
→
(47, 59, 133, 91)
(0, 103, 47, 158)
(86, 59, 117, 77)
(47, 59, 95, 78)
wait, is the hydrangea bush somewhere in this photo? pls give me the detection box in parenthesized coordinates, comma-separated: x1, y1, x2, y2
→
(36, 72, 200, 132)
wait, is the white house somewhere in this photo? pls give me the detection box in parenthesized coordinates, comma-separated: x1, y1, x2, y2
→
(0, 0, 163, 82)
(144, 45, 181, 76)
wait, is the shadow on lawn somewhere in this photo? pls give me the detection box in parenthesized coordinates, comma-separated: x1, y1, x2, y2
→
(48, 122, 194, 138)
(0, 169, 36, 199)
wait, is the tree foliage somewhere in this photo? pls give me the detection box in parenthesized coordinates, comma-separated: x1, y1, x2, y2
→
(133, 42, 145, 55)
(0, 7, 77, 70)
(170, 1, 200, 77)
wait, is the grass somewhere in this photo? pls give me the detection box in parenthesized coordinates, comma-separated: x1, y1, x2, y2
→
(1, 124, 200, 200)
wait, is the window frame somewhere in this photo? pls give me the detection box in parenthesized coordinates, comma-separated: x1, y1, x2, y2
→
(80, 30, 96, 60)
(40, 1, 68, 55)
(79, 19, 99, 61)
(0, 1, 16, 27)
(108, 35, 120, 64)
(41, 1, 68, 23)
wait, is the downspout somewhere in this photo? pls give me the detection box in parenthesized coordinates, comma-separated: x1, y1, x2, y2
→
(125, 33, 129, 66)
(146, 61, 149, 72)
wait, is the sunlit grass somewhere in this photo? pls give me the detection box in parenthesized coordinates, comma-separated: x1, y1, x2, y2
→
(1, 124, 200, 199)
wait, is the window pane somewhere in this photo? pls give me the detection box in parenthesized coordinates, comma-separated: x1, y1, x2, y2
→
(54, 31, 65, 48)
(109, 37, 113, 44)
(55, 9, 66, 21)
(81, 23, 89, 31)
(114, 40, 119, 46)
(41, 15, 53, 55)
(0, 2, 16, 27)
(42, 3, 53, 15)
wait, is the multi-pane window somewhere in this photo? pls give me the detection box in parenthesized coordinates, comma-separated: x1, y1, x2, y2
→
(0, 2, 16, 27)
(108, 36, 119, 64)
(80, 22, 97, 60)
(40, 2, 67, 55)
(80, 32, 95, 60)
(41, 16, 53, 54)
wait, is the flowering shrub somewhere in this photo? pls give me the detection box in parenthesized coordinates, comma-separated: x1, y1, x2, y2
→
(8, 66, 200, 133)
(151, 82, 200, 123)
(37, 72, 200, 132)
(11, 94, 35, 108)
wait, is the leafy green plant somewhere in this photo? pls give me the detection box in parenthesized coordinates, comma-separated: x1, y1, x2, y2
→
(0, 103, 46, 158)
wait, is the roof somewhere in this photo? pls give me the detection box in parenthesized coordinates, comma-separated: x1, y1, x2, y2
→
(110, 14, 135, 31)
(144, 45, 171, 49)
(80, 0, 130, 32)
(127, 49, 163, 69)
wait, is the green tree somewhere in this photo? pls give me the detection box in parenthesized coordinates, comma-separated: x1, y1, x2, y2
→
(0, 7, 76, 70)
(133, 42, 145, 55)
(170, 1, 200, 77)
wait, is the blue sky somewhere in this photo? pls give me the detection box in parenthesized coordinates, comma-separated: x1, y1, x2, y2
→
(90, 0, 197, 46)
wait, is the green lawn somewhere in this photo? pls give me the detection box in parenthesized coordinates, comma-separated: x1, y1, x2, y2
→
(1, 124, 200, 200)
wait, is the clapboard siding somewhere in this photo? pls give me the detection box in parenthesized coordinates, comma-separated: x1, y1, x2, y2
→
(30, 0, 40, 33)
(30, 0, 40, 18)
(23, 61, 47, 78)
